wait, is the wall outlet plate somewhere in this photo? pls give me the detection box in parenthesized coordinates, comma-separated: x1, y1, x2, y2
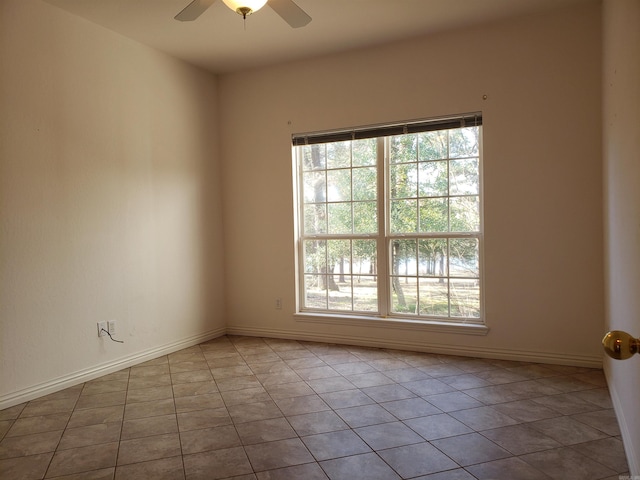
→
(108, 320, 116, 335)
(97, 322, 107, 337)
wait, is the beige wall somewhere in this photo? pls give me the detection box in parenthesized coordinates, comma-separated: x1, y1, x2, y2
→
(603, 0, 640, 473)
(219, 3, 604, 365)
(0, 0, 225, 407)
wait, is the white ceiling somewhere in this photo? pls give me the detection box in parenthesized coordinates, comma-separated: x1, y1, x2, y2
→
(44, 0, 591, 74)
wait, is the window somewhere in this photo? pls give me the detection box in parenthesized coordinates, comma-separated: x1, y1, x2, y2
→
(293, 113, 483, 325)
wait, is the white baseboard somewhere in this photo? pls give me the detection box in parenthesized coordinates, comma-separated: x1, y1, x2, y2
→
(226, 325, 603, 368)
(1, 324, 603, 411)
(603, 362, 639, 476)
(0, 328, 226, 411)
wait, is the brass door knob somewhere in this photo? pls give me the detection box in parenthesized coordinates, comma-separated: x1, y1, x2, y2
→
(602, 330, 639, 360)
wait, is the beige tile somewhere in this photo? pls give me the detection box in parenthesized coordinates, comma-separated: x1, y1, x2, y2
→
(7, 413, 71, 436)
(227, 400, 283, 424)
(0, 429, 62, 459)
(0, 452, 53, 480)
(89, 370, 129, 383)
(169, 361, 209, 374)
(46, 442, 118, 477)
(170, 370, 213, 385)
(125, 385, 174, 404)
(0, 420, 13, 440)
(117, 433, 181, 466)
(129, 364, 170, 377)
(335, 404, 396, 428)
(287, 411, 349, 437)
(127, 374, 172, 390)
(121, 414, 178, 440)
(235, 417, 297, 445)
(123, 398, 175, 420)
(19, 397, 78, 418)
(480, 424, 561, 455)
(378, 442, 458, 477)
(379, 397, 442, 420)
(273, 394, 330, 416)
(180, 425, 241, 454)
(82, 381, 128, 396)
(168, 351, 206, 364)
(430, 433, 511, 467)
(491, 399, 561, 423)
(529, 416, 609, 445)
(58, 422, 121, 450)
(466, 456, 551, 480)
(215, 375, 262, 392)
(0, 404, 26, 421)
(449, 406, 519, 431)
(174, 393, 224, 413)
(183, 446, 253, 480)
(354, 421, 424, 450)
(571, 409, 621, 436)
(520, 446, 616, 480)
(319, 452, 400, 480)
(177, 407, 232, 432)
(172, 381, 218, 398)
(257, 464, 327, 480)
(220, 387, 271, 407)
(48, 467, 115, 479)
(264, 381, 315, 400)
(244, 438, 314, 472)
(301, 430, 371, 461)
(75, 391, 126, 410)
(570, 437, 629, 473)
(67, 405, 123, 428)
(404, 413, 473, 441)
(115, 456, 184, 480)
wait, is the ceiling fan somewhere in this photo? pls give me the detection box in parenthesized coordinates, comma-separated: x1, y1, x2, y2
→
(175, 0, 312, 28)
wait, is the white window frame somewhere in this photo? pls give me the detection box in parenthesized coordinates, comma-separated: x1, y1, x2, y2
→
(292, 114, 488, 336)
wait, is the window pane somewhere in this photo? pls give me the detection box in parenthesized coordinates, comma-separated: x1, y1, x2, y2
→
(449, 127, 479, 158)
(419, 198, 448, 232)
(418, 130, 448, 161)
(418, 239, 448, 277)
(353, 201, 377, 234)
(327, 169, 351, 202)
(327, 141, 351, 169)
(352, 138, 376, 167)
(352, 240, 378, 311)
(304, 240, 326, 273)
(450, 196, 479, 232)
(329, 275, 352, 310)
(391, 239, 417, 276)
(302, 144, 326, 170)
(303, 171, 325, 203)
(390, 134, 417, 164)
(390, 199, 417, 233)
(419, 278, 449, 316)
(327, 203, 352, 234)
(450, 158, 479, 196)
(352, 167, 376, 201)
(304, 274, 327, 309)
(418, 160, 448, 197)
(353, 275, 377, 312)
(449, 238, 479, 278)
(391, 277, 417, 314)
(304, 204, 326, 234)
(450, 278, 480, 318)
(389, 163, 417, 199)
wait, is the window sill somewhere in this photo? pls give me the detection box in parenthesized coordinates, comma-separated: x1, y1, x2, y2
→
(294, 312, 489, 336)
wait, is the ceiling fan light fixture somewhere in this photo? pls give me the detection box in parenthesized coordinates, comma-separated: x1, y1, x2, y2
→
(222, 0, 268, 18)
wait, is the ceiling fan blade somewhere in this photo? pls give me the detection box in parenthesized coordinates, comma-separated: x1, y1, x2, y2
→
(174, 0, 217, 21)
(268, 0, 312, 28)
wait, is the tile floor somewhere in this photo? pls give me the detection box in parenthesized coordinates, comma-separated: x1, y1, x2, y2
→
(0, 335, 630, 480)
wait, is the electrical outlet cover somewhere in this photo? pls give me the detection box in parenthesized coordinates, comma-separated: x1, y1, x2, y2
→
(97, 322, 107, 337)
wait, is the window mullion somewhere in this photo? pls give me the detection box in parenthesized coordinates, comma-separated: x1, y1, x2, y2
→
(377, 137, 389, 317)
